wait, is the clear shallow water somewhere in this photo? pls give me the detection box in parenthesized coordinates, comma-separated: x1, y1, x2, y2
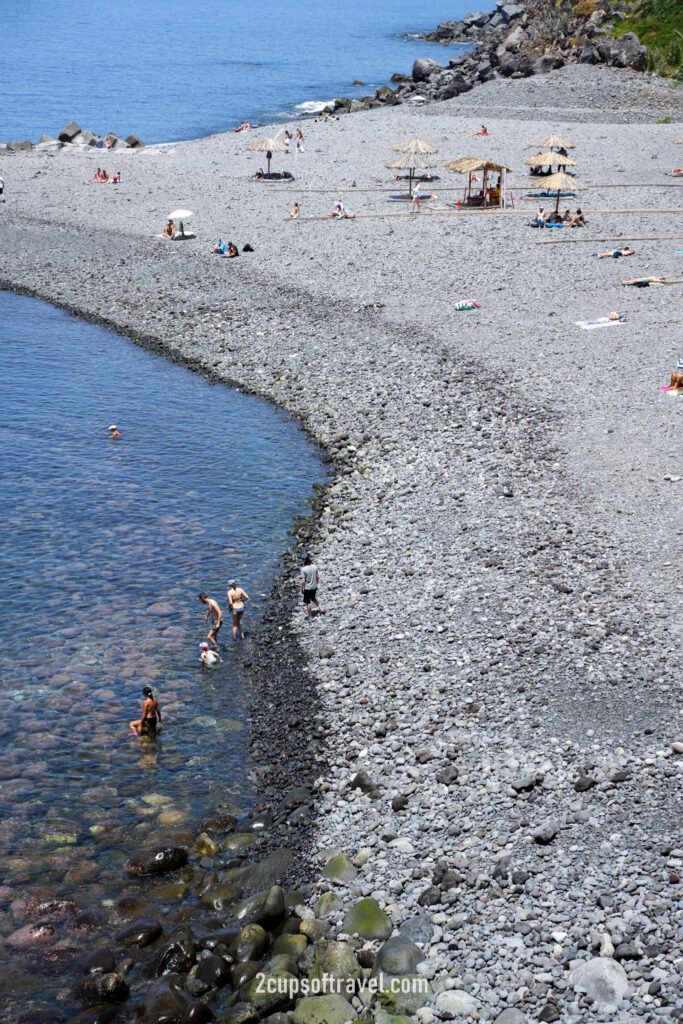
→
(1, 0, 473, 143)
(0, 290, 326, 1006)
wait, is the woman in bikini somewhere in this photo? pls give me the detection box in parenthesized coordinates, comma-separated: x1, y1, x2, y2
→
(130, 686, 162, 736)
(227, 579, 249, 640)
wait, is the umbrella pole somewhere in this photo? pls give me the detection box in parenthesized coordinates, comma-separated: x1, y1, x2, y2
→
(409, 168, 413, 197)
(555, 188, 560, 214)
(267, 155, 271, 175)
(483, 170, 488, 209)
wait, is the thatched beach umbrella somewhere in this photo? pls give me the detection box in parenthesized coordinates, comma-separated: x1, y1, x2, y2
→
(524, 151, 577, 168)
(527, 134, 575, 150)
(246, 136, 289, 175)
(444, 156, 512, 208)
(391, 137, 439, 154)
(386, 152, 436, 194)
(542, 171, 588, 212)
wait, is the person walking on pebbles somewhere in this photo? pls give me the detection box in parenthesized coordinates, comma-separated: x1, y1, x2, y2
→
(199, 591, 222, 649)
(300, 553, 323, 619)
(227, 579, 249, 640)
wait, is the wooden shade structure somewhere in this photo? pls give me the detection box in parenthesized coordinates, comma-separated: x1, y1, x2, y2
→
(386, 152, 436, 194)
(391, 137, 439, 154)
(527, 134, 575, 150)
(246, 136, 289, 174)
(525, 151, 577, 168)
(542, 171, 588, 212)
(444, 156, 512, 208)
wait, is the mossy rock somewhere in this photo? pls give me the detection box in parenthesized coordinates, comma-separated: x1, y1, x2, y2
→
(377, 975, 432, 1015)
(371, 936, 424, 980)
(285, 889, 308, 909)
(342, 898, 392, 940)
(151, 882, 189, 902)
(309, 940, 362, 993)
(379, 85, 392, 98)
(270, 933, 308, 961)
(195, 832, 220, 856)
(242, 969, 298, 1013)
(300, 918, 328, 943)
(375, 1013, 414, 1024)
(233, 923, 269, 963)
(266, 953, 299, 976)
(315, 892, 343, 919)
(323, 854, 357, 884)
(291, 994, 356, 1024)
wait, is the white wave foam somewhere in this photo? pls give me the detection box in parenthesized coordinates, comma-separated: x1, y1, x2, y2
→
(294, 99, 336, 114)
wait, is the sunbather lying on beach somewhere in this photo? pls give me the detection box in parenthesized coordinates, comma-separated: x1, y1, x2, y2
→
(668, 168, 683, 176)
(621, 276, 668, 286)
(596, 247, 635, 259)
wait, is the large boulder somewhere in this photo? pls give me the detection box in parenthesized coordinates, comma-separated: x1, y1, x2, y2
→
(435, 20, 461, 40)
(291, 995, 356, 1024)
(499, 55, 534, 77)
(569, 957, 630, 1011)
(342, 898, 392, 940)
(579, 45, 600, 64)
(372, 936, 425, 983)
(501, 3, 524, 21)
(72, 972, 129, 1006)
(308, 940, 363, 994)
(58, 121, 81, 142)
(436, 991, 480, 1015)
(124, 846, 188, 876)
(612, 32, 647, 71)
(503, 25, 526, 50)
(463, 11, 489, 27)
(412, 58, 442, 82)
(125, 133, 144, 148)
(232, 923, 269, 963)
(241, 968, 297, 1014)
(7, 139, 33, 152)
(533, 54, 565, 74)
(437, 76, 473, 100)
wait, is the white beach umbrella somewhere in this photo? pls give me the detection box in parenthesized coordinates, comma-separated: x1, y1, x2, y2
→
(168, 209, 194, 220)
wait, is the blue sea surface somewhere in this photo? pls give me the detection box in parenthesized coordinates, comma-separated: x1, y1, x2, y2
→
(1, 0, 474, 143)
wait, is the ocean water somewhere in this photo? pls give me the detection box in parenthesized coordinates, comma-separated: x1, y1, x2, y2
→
(1, 0, 473, 144)
(0, 290, 327, 1008)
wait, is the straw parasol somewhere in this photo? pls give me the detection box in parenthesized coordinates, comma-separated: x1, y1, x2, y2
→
(386, 152, 437, 194)
(444, 156, 512, 207)
(524, 151, 577, 168)
(392, 137, 439, 154)
(246, 137, 289, 175)
(527, 134, 575, 150)
(541, 171, 588, 212)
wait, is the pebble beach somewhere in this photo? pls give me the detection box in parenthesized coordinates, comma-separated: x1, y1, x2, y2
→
(1, 61, 682, 1023)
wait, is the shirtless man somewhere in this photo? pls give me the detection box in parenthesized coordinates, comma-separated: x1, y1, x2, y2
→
(227, 580, 249, 640)
(129, 686, 162, 736)
(199, 592, 222, 649)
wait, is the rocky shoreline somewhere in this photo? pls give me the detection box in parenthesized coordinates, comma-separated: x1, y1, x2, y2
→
(0, 61, 682, 1024)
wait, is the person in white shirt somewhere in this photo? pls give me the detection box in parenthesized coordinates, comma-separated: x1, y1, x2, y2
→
(199, 642, 221, 667)
(300, 554, 323, 619)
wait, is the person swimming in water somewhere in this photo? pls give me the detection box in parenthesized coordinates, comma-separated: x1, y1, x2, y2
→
(129, 686, 162, 736)
(108, 424, 121, 439)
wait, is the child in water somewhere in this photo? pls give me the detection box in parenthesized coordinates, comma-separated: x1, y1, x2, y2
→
(200, 642, 221, 667)
(108, 424, 121, 439)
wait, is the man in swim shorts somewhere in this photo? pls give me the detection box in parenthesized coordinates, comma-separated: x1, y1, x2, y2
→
(300, 554, 323, 620)
(199, 592, 222, 649)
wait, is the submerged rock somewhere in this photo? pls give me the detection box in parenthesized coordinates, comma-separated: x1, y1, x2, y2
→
(72, 972, 129, 1006)
(124, 845, 188, 876)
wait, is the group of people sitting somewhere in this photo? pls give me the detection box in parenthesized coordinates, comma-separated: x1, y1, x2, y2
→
(530, 208, 585, 228)
(252, 168, 294, 181)
(212, 239, 239, 257)
(331, 198, 355, 219)
(235, 121, 251, 132)
(314, 112, 339, 123)
(88, 168, 121, 183)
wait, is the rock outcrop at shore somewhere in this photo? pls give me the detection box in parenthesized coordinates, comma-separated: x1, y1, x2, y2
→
(1, 121, 144, 153)
(325, 0, 648, 113)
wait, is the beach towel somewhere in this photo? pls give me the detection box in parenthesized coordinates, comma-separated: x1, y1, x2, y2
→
(661, 386, 683, 394)
(454, 300, 481, 311)
(576, 316, 626, 329)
